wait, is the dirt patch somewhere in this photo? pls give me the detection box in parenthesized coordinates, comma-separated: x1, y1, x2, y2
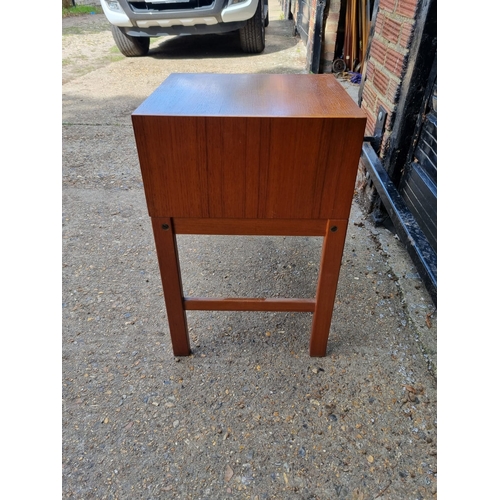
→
(62, 11, 301, 85)
(63, 14, 123, 84)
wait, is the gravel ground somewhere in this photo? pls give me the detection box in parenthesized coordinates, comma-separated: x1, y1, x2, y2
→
(62, 5, 437, 499)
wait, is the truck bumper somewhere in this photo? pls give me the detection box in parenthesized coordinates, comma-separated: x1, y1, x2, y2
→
(222, 0, 258, 23)
(100, 0, 133, 27)
(100, 0, 258, 31)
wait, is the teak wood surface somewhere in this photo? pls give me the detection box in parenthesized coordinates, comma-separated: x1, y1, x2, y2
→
(132, 73, 367, 357)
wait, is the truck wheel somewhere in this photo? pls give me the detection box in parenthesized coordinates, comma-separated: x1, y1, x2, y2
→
(111, 25, 150, 57)
(239, 0, 265, 53)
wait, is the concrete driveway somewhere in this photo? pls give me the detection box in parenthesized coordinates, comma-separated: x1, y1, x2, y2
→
(62, 3, 437, 498)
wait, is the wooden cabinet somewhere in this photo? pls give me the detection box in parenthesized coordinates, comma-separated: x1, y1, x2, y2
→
(132, 73, 366, 357)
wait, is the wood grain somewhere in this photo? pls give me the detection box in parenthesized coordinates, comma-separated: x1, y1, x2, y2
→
(171, 217, 332, 236)
(133, 74, 367, 357)
(132, 74, 366, 220)
(309, 220, 348, 356)
(132, 73, 367, 118)
(183, 298, 316, 312)
(151, 218, 191, 356)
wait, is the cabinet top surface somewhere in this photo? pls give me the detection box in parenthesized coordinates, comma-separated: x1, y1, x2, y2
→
(132, 73, 366, 119)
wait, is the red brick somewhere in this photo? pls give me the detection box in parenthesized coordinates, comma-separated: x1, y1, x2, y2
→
(324, 25, 339, 36)
(400, 22, 414, 47)
(396, 0, 419, 18)
(323, 39, 336, 52)
(381, 17, 401, 44)
(329, 0, 342, 12)
(387, 78, 400, 103)
(363, 109, 376, 135)
(370, 38, 387, 65)
(385, 47, 405, 76)
(379, 0, 397, 12)
(308, 0, 318, 32)
(325, 12, 340, 24)
(365, 61, 375, 80)
(362, 83, 377, 111)
(373, 68, 389, 94)
(385, 110, 394, 131)
(324, 18, 340, 36)
(320, 52, 335, 66)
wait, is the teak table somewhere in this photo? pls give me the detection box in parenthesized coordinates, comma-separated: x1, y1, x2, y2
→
(132, 73, 366, 357)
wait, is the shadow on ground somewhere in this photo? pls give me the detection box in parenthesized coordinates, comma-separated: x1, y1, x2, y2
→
(148, 21, 299, 60)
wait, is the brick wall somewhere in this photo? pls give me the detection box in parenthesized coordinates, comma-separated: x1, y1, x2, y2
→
(305, 0, 319, 69)
(355, 0, 421, 211)
(360, 0, 418, 139)
(322, 0, 342, 73)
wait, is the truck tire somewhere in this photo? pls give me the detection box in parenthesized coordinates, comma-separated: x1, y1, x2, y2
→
(239, 0, 265, 53)
(111, 25, 150, 57)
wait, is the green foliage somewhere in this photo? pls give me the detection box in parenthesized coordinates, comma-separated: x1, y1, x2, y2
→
(62, 5, 103, 17)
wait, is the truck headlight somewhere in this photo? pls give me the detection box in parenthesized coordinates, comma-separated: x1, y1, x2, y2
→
(104, 0, 123, 12)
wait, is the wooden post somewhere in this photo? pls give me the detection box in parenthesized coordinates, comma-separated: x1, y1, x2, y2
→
(151, 218, 191, 356)
(309, 220, 348, 356)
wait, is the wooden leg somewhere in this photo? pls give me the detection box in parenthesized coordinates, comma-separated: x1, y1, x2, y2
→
(151, 217, 191, 356)
(309, 219, 348, 357)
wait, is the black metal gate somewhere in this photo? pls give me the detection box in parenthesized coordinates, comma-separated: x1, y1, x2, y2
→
(399, 58, 437, 254)
(360, 0, 437, 303)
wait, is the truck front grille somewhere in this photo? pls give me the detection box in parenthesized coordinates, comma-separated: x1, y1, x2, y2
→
(128, 0, 214, 12)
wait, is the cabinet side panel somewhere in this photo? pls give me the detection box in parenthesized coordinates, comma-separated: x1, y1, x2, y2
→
(319, 118, 367, 219)
(262, 118, 325, 219)
(132, 114, 366, 219)
(204, 117, 262, 218)
(132, 115, 209, 217)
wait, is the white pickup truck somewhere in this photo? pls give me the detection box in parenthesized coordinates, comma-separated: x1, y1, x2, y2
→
(99, 0, 268, 56)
